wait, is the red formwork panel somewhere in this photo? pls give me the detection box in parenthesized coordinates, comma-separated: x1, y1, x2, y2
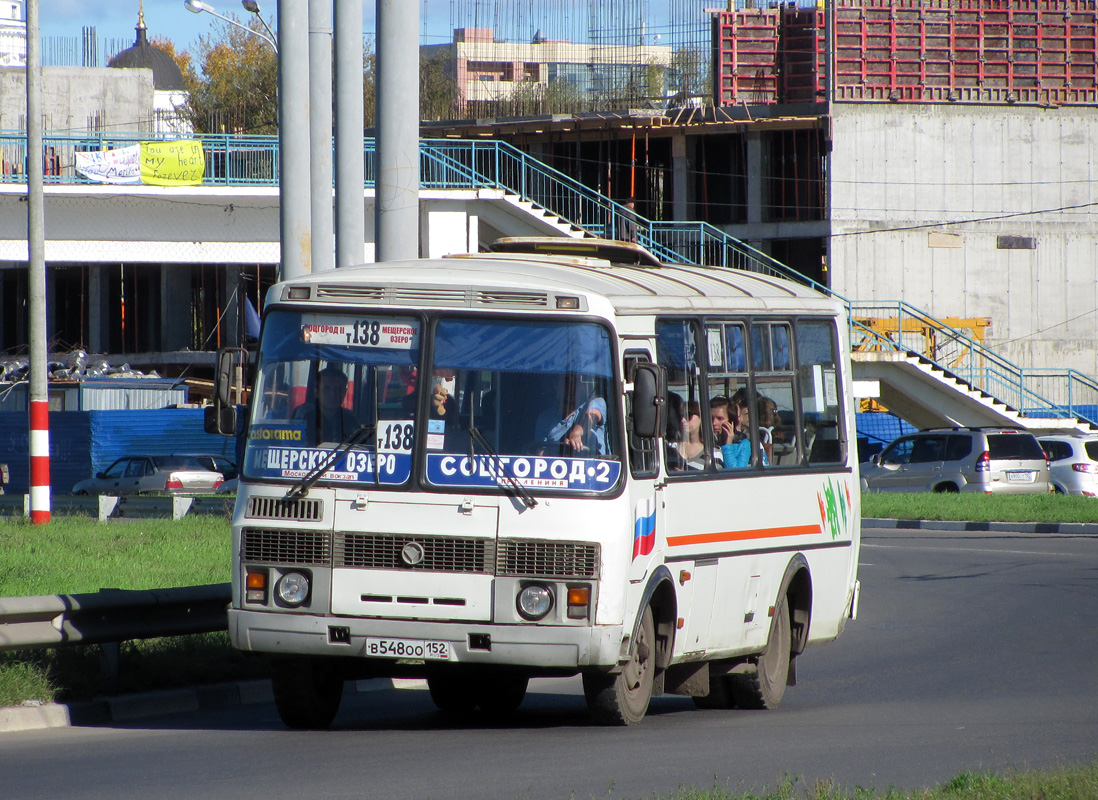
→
(712, 9, 782, 105)
(781, 7, 827, 102)
(831, 0, 1098, 103)
(712, 0, 1098, 107)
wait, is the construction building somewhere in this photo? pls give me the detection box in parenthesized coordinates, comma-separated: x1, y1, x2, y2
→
(431, 0, 1098, 383)
(0, 0, 1094, 404)
(422, 26, 674, 117)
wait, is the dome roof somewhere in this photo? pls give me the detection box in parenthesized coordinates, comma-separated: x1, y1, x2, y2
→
(108, 17, 186, 92)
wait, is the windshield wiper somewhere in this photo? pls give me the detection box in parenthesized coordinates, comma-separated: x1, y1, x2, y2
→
(284, 423, 375, 501)
(469, 426, 537, 509)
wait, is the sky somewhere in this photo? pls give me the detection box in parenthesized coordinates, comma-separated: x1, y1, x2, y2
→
(34, 0, 681, 57)
(35, 0, 461, 55)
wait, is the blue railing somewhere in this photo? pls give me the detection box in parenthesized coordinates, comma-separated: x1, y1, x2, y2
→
(848, 300, 1098, 425)
(2, 129, 1095, 426)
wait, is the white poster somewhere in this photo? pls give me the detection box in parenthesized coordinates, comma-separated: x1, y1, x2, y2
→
(75, 145, 141, 184)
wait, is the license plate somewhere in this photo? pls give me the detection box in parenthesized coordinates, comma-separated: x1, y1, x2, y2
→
(1007, 471, 1035, 482)
(365, 637, 451, 660)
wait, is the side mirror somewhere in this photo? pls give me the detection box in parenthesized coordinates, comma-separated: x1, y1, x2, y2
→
(630, 362, 666, 440)
(204, 403, 237, 436)
(206, 347, 242, 436)
(869, 453, 880, 466)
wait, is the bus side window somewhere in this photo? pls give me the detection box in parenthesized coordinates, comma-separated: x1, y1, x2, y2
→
(796, 319, 846, 465)
(624, 352, 658, 476)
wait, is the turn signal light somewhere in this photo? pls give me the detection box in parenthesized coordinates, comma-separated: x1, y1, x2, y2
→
(566, 586, 590, 619)
(246, 570, 268, 603)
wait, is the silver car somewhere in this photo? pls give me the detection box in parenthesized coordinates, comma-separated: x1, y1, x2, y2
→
(1037, 435, 1098, 496)
(72, 455, 225, 496)
(861, 427, 1050, 494)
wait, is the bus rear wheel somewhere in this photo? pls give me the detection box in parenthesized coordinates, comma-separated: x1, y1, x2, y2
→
(271, 656, 344, 729)
(583, 605, 655, 726)
(731, 594, 791, 709)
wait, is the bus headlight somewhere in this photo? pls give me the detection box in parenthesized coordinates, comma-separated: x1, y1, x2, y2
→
(276, 571, 310, 606)
(517, 584, 553, 620)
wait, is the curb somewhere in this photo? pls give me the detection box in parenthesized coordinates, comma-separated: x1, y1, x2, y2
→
(863, 517, 1098, 534)
(0, 677, 410, 735)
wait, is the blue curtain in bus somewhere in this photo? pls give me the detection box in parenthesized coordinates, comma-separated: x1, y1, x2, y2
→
(656, 320, 696, 369)
(433, 319, 613, 377)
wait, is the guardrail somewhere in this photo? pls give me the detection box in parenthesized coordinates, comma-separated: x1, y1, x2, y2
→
(0, 584, 231, 653)
(0, 494, 234, 521)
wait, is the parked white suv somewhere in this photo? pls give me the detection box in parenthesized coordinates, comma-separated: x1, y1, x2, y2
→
(1037, 434, 1098, 496)
(861, 427, 1051, 494)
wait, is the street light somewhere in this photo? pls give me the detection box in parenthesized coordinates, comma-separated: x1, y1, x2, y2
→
(184, 0, 278, 53)
(241, 1, 278, 51)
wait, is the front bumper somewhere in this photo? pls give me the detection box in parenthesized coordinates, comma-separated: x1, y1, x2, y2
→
(229, 608, 625, 670)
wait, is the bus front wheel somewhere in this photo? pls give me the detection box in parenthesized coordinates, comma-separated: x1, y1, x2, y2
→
(583, 605, 655, 726)
(271, 656, 344, 729)
(731, 593, 791, 709)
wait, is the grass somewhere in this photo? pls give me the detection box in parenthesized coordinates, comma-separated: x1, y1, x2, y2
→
(0, 512, 251, 707)
(861, 493, 1098, 524)
(0, 513, 231, 597)
(621, 763, 1098, 799)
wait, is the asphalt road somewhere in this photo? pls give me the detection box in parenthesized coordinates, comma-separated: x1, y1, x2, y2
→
(2, 526, 1097, 800)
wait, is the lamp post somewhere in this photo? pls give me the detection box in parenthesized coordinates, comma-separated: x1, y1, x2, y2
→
(241, 1, 278, 51)
(184, 0, 278, 53)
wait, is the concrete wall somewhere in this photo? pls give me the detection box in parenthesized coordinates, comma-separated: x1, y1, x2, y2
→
(829, 103, 1098, 375)
(0, 66, 153, 131)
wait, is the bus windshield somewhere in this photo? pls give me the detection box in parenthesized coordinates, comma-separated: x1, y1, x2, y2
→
(242, 310, 622, 494)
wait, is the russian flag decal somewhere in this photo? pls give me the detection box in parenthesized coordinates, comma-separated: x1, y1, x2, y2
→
(633, 498, 656, 559)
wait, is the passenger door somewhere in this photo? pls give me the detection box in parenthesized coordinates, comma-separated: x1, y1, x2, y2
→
(904, 434, 948, 490)
(866, 437, 914, 491)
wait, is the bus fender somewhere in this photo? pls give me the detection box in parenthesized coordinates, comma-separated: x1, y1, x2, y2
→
(775, 553, 813, 682)
(622, 565, 676, 675)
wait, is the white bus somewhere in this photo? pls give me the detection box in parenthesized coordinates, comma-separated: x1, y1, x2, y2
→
(209, 238, 861, 727)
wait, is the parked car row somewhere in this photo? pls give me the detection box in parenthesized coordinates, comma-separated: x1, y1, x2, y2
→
(861, 427, 1098, 496)
(72, 454, 236, 496)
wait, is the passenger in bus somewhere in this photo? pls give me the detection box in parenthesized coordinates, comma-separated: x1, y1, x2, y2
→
(669, 399, 707, 470)
(293, 366, 361, 443)
(757, 395, 779, 462)
(544, 396, 608, 455)
(711, 395, 750, 469)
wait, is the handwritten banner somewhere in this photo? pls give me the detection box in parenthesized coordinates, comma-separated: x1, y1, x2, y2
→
(139, 140, 205, 186)
(75, 145, 141, 184)
(76, 141, 206, 186)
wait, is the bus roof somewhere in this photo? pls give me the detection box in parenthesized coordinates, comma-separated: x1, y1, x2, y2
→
(272, 239, 842, 317)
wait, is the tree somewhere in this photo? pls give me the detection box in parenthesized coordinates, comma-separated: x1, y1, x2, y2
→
(420, 50, 456, 122)
(162, 15, 279, 135)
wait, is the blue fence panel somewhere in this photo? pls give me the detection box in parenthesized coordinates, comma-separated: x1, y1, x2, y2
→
(0, 410, 238, 495)
(0, 412, 93, 495)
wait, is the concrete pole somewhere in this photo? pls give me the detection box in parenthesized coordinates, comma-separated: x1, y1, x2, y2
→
(278, 0, 311, 280)
(26, 0, 50, 524)
(309, 0, 334, 272)
(334, 0, 365, 267)
(375, 0, 420, 262)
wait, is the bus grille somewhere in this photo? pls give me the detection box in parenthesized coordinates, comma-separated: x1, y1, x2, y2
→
(242, 528, 331, 565)
(335, 533, 493, 573)
(496, 540, 600, 580)
(245, 496, 323, 522)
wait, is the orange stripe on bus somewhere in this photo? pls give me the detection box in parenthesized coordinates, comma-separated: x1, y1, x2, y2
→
(667, 524, 821, 547)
